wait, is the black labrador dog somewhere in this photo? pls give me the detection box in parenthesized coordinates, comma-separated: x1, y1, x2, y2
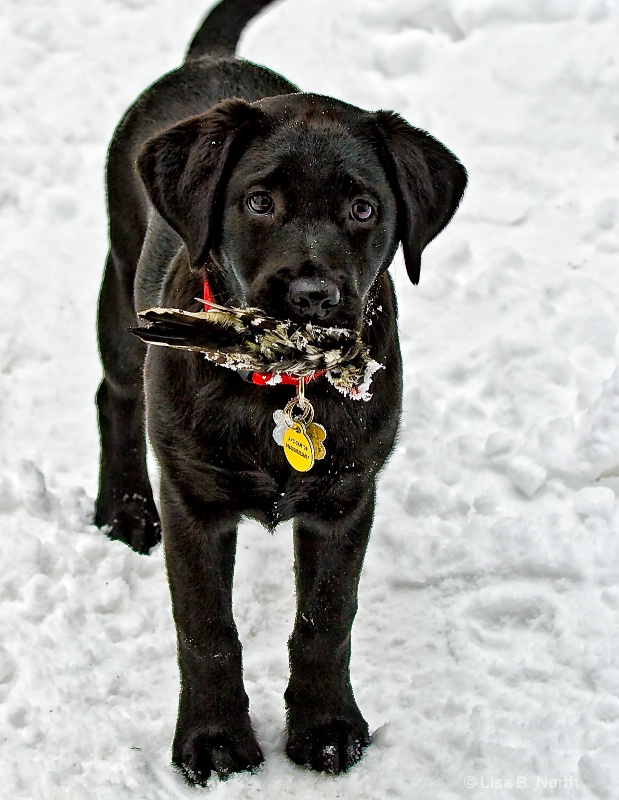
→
(95, 0, 466, 784)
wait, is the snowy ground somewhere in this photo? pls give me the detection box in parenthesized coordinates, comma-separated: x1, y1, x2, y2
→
(1, 0, 619, 797)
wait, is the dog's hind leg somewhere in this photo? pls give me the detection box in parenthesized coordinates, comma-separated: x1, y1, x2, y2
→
(285, 483, 374, 773)
(94, 250, 161, 554)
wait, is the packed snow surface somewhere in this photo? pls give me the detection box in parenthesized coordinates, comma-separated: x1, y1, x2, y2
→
(1, 0, 618, 797)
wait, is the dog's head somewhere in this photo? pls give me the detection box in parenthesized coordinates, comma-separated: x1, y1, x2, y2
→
(138, 94, 466, 329)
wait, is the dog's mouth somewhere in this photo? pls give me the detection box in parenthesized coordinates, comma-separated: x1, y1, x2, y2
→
(131, 301, 383, 400)
(246, 289, 363, 334)
(237, 270, 363, 332)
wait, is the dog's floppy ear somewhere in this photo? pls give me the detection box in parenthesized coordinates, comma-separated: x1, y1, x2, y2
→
(373, 111, 467, 284)
(138, 98, 267, 269)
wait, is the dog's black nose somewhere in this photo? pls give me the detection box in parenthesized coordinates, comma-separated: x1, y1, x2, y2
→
(288, 278, 341, 320)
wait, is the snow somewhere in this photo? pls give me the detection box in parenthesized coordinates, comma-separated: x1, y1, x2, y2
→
(574, 487, 616, 521)
(506, 455, 548, 498)
(1, 0, 618, 797)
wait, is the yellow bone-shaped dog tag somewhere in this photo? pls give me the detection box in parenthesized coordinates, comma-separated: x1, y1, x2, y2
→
(272, 378, 328, 472)
(306, 422, 326, 461)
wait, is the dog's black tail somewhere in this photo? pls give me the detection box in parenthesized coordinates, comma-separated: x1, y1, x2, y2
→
(185, 0, 279, 61)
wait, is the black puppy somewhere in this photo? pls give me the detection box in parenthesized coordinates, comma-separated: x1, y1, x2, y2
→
(95, 0, 466, 784)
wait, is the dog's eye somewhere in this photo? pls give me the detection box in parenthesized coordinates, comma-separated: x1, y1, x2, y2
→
(350, 200, 374, 222)
(246, 192, 274, 215)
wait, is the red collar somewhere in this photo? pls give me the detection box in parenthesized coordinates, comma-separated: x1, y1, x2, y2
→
(203, 280, 325, 387)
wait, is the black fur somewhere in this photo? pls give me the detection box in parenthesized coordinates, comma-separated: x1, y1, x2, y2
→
(95, 0, 466, 784)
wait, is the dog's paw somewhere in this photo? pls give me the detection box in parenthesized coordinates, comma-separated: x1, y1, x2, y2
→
(173, 725, 264, 785)
(94, 494, 161, 555)
(286, 716, 370, 774)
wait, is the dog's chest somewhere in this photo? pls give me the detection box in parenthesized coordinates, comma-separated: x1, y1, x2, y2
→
(146, 346, 391, 524)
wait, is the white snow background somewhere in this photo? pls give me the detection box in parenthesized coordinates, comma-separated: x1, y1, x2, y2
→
(1, 0, 619, 797)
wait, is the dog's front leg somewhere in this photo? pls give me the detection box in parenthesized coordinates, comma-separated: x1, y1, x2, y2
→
(160, 480, 263, 785)
(285, 484, 374, 773)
